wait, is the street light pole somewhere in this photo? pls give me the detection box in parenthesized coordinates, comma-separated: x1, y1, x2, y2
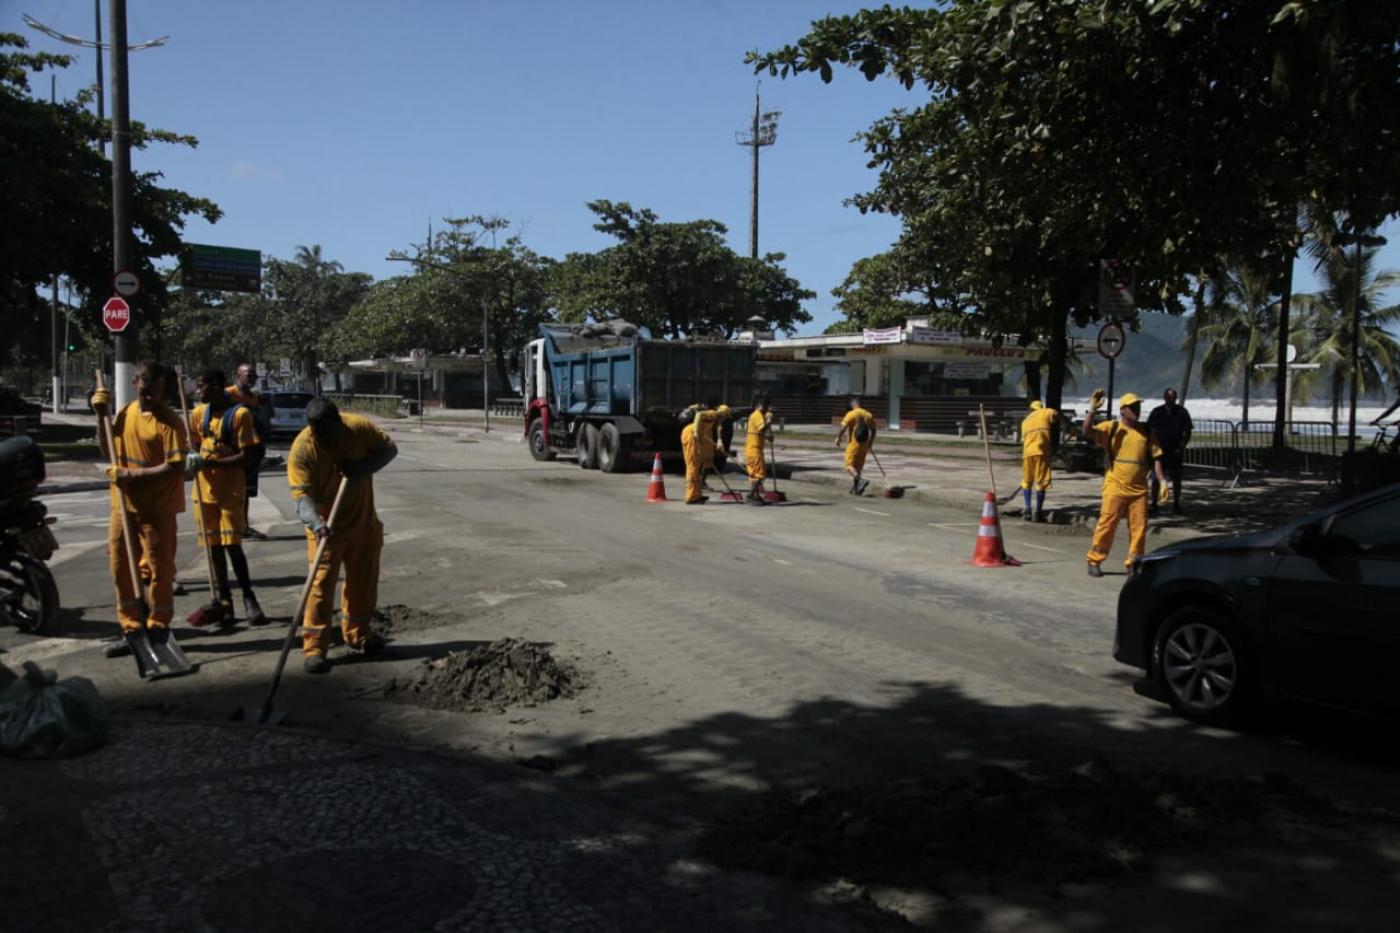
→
(109, 0, 136, 407)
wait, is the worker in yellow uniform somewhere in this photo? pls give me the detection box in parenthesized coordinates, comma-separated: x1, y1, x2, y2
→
(189, 368, 265, 625)
(287, 398, 398, 673)
(1018, 400, 1059, 522)
(91, 361, 186, 655)
(680, 398, 720, 505)
(1084, 392, 1168, 577)
(744, 396, 773, 504)
(835, 395, 876, 495)
(227, 363, 268, 540)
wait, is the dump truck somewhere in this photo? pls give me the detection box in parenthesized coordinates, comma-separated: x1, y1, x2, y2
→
(520, 322, 756, 472)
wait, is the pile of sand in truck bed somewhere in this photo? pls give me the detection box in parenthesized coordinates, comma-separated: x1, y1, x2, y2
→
(383, 638, 584, 712)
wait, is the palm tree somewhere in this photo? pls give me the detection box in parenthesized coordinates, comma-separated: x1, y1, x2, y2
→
(1198, 264, 1278, 426)
(1291, 244, 1400, 430)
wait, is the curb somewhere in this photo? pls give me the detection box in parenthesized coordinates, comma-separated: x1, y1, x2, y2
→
(38, 480, 109, 495)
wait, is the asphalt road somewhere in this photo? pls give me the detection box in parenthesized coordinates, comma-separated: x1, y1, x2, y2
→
(6, 426, 1398, 815)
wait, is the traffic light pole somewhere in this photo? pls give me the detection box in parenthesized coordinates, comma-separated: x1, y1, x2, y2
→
(110, 0, 136, 408)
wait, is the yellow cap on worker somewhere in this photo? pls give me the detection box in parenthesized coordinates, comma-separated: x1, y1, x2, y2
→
(1029, 400, 1043, 410)
(1119, 393, 1142, 409)
(717, 404, 732, 417)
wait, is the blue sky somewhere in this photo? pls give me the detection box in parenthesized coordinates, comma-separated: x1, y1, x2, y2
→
(14, 0, 1399, 333)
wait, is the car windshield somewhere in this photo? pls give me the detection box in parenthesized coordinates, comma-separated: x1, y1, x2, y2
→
(272, 393, 313, 408)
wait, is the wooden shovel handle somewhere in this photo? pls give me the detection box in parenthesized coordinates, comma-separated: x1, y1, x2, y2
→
(96, 371, 145, 598)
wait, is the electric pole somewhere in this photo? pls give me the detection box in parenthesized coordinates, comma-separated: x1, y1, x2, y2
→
(25, 3, 169, 406)
(735, 89, 780, 259)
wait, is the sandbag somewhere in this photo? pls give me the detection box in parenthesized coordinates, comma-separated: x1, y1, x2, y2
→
(0, 661, 108, 759)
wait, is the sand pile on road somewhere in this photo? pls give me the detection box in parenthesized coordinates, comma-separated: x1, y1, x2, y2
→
(371, 604, 464, 636)
(698, 760, 1345, 888)
(384, 638, 584, 712)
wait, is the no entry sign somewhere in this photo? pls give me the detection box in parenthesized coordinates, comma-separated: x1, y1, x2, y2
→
(102, 296, 131, 333)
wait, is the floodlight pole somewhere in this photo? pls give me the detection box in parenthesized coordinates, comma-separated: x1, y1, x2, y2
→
(736, 89, 780, 259)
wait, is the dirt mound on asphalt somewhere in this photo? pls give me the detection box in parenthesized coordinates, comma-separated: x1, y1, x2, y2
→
(383, 638, 584, 712)
(371, 604, 463, 636)
(698, 760, 1343, 889)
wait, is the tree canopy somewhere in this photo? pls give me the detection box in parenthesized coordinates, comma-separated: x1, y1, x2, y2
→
(1, 33, 220, 370)
(552, 200, 813, 339)
(753, 1, 1400, 408)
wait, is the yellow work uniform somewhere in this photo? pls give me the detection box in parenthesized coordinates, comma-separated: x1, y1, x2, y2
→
(745, 410, 771, 481)
(287, 414, 393, 657)
(1085, 420, 1163, 568)
(841, 407, 876, 473)
(1020, 407, 1058, 492)
(107, 401, 185, 633)
(681, 410, 719, 503)
(189, 402, 260, 546)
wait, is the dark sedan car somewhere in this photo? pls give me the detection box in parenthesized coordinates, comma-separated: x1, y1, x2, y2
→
(1115, 482, 1400, 726)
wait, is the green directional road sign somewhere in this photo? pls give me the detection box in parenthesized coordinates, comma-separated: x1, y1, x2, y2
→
(181, 243, 262, 293)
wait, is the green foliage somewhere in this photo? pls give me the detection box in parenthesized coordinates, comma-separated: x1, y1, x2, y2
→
(0, 33, 221, 372)
(1198, 266, 1280, 416)
(754, 1, 1400, 409)
(826, 252, 930, 334)
(329, 216, 556, 389)
(266, 245, 372, 382)
(552, 200, 813, 338)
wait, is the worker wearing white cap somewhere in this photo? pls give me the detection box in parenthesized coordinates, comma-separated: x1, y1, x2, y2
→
(1083, 392, 1168, 577)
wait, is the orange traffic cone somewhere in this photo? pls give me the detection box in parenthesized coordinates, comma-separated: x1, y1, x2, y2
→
(645, 453, 668, 502)
(970, 491, 1021, 567)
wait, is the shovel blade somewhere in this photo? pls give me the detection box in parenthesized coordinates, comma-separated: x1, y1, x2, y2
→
(145, 629, 198, 679)
(124, 630, 164, 680)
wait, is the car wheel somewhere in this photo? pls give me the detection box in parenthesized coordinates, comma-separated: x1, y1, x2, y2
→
(1153, 606, 1251, 726)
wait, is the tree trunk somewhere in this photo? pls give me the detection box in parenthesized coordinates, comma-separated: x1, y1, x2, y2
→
(1023, 360, 1042, 403)
(1179, 279, 1206, 402)
(1242, 362, 1251, 428)
(1272, 243, 1296, 450)
(1331, 370, 1342, 434)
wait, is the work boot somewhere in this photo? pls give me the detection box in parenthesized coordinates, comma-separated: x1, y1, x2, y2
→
(218, 593, 237, 628)
(103, 636, 132, 658)
(243, 527, 268, 542)
(243, 594, 267, 626)
(303, 655, 331, 675)
(348, 632, 386, 657)
(1022, 509, 1033, 522)
(1086, 562, 1104, 578)
(685, 496, 709, 505)
(856, 479, 870, 496)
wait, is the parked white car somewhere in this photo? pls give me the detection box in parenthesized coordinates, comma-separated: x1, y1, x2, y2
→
(264, 391, 313, 437)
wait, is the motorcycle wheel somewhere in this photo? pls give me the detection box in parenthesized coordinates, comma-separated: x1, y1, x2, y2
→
(0, 553, 59, 634)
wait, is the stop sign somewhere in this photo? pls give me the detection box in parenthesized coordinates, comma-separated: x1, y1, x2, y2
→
(102, 296, 131, 333)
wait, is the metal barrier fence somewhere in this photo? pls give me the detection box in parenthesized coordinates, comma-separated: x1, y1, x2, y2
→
(1181, 420, 1342, 480)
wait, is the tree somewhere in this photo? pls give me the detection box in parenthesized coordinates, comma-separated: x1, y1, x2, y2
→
(826, 251, 942, 335)
(753, 2, 1400, 416)
(552, 201, 813, 338)
(330, 217, 557, 390)
(1292, 245, 1400, 426)
(1198, 266, 1278, 426)
(0, 33, 220, 375)
(265, 246, 370, 392)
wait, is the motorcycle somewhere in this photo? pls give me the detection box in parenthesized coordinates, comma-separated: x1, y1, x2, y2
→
(1, 436, 60, 634)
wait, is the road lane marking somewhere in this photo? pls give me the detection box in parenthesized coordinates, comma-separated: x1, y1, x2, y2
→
(928, 522, 977, 528)
(773, 558, 793, 566)
(1017, 541, 1065, 553)
(854, 507, 890, 517)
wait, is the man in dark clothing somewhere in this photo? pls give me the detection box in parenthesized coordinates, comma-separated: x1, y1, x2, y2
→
(1147, 388, 1192, 514)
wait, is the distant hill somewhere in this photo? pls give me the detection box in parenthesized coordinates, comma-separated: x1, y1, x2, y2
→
(1070, 313, 1205, 400)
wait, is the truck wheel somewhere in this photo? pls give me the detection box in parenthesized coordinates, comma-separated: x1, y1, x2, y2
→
(597, 423, 631, 473)
(528, 420, 556, 462)
(577, 423, 600, 469)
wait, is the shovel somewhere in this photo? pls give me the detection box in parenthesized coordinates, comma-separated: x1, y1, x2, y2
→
(96, 371, 196, 680)
(234, 476, 348, 725)
(175, 372, 227, 628)
(763, 434, 787, 503)
(868, 447, 906, 499)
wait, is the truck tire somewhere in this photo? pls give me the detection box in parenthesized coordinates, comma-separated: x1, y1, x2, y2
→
(577, 423, 600, 469)
(528, 420, 556, 462)
(597, 423, 630, 473)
